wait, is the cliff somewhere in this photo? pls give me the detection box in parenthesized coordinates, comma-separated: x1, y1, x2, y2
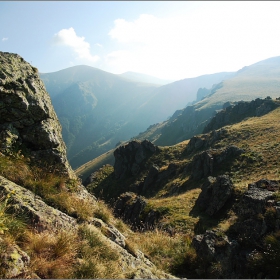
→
(0, 51, 73, 178)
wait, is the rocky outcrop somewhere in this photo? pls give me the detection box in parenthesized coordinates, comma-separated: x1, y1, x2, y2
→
(0, 52, 73, 178)
(114, 140, 158, 179)
(185, 127, 229, 155)
(237, 179, 278, 218)
(203, 97, 280, 133)
(233, 179, 280, 245)
(88, 217, 126, 248)
(142, 164, 160, 192)
(0, 176, 77, 232)
(114, 192, 147, 228)
(192, 229, 241, 278)
(196, 175, 233, 216)
(192, 178, 280, 278)
(114, 192, 161, 230)
(188, 145, 244, 180)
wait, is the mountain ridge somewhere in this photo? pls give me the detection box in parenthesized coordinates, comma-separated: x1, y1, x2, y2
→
(40, 65, 230, 168)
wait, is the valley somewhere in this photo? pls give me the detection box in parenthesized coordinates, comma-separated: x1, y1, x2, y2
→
(1, 51, 280, 279)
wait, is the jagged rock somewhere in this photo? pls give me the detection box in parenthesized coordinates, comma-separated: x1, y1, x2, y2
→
(185, 128, 229, 154)
(114, 192, 147, 228)
(114, 192, 161, 230)
(196, 175, 233, 216)
(232, 179, 280, 245)
(189, 145, 244, 180)
(114, 140, 158, 179)
(203, 97, 280, 133)
(0, 51, 74, 178)
(237, 179, 278, 218)
(0, 176, 77, 232)
(192, 230, 240, 278)
(191, 151, 214, 179)
(157, 163, 178, 183)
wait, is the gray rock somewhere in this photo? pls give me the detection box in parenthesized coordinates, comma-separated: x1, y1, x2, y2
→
(143, 164, 160, 192)
(0, 175, 77, 232)
(89, 218, 126, 248)
(237, 179, 278, 218)
(0, 51, 74, 178)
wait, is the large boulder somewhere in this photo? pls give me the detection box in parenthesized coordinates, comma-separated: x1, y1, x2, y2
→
(0, 51, 74, 178)
(114, 192, 161, 230)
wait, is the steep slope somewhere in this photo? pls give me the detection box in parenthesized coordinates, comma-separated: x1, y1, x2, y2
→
(0, 52, 175, 279)
(85, 99, 280, 278)
(40, 67, 231, 169)
(136, 56, 280, 146)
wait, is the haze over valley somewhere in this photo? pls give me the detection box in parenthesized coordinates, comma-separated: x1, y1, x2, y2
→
(1, 2, 280, 279)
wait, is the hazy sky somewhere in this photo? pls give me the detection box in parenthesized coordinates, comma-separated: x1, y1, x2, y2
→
(1, 1, 280, 80)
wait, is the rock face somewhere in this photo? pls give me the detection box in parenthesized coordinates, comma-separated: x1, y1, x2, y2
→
(114, 140, 158, 179)
(203, 97, 280, 133)
(196, 175, 233, 216)
(0, 52, 73, 177)
(233, 179, 280, 245)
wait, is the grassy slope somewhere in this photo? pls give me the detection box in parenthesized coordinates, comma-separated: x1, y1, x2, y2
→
(88, 104, 280, 234)
(75, 148, 115, 183)
(134, 56, 280, 147)
(75, 101, 279, 277)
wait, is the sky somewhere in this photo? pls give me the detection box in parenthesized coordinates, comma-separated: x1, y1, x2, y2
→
(1, 1, 280, 81)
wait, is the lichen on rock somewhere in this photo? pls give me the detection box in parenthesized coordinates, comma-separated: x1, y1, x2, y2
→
(0, 51, 74, 178)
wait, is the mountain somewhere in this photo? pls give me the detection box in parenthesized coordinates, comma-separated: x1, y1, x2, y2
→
(2, 51, 280, 279)
(0, 51, 174, 279)
(135, 56, 280, 146)
(118, 71, 174, 85)
(84, 97, 280, 278)
(40, 66, 230, 169)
